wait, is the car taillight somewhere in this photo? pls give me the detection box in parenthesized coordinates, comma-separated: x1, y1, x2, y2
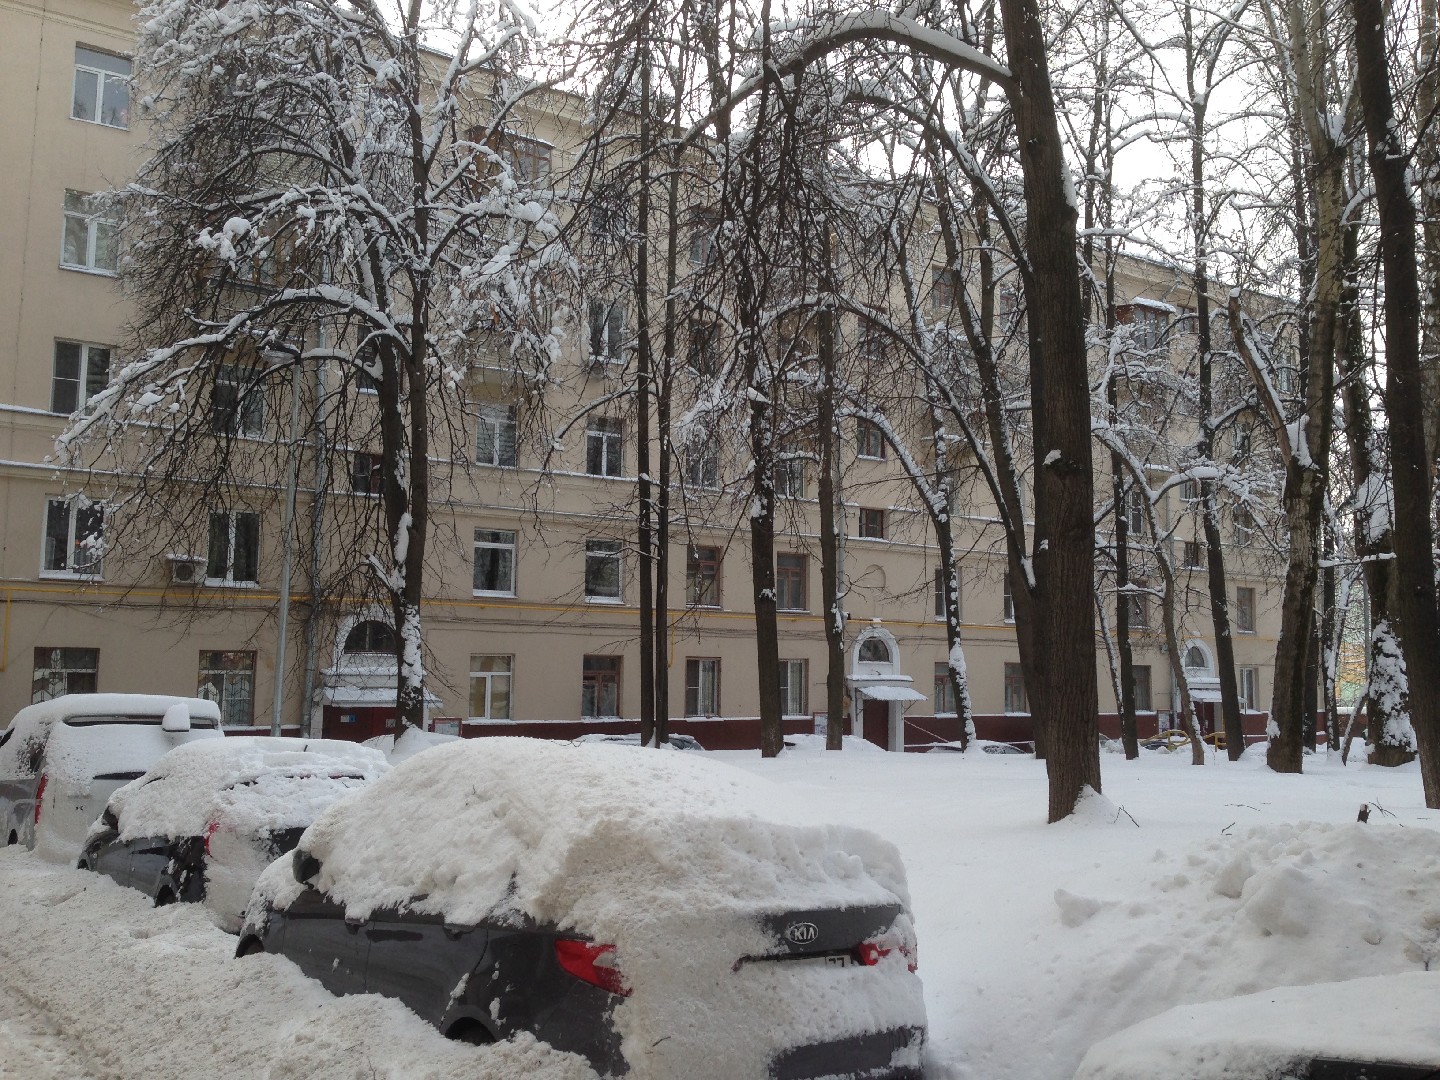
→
(204, 820, 220, 856)
(856, 935, 918, 973)
(34, 773, 47, 826)
(554, 939, 630, 996)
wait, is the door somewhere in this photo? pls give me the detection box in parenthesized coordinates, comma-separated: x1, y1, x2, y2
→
(862, 699, 889, 748)
(281, 888, 370, 996)
(365, 908, 487, 1025)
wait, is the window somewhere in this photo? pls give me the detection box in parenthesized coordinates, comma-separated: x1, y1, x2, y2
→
(585, 416, 624, 477)
(473, 529, 517, 596)
(931, 266, 960, 314)
(1236, 586, 1256, 632)
(858, 638, 891, 664)
(1126, 584, 1149, 629)
(687, 321, 719, 375)
(1231, 426, 1253, 465)
(1183, 540, 1204, 569)
(344, 620, 395, 655)
(1239, 666, 1259, 710)
(689, 211, 719, 267)
(468, 655, 512, 720)
(779, 659, 808, 716)
(211, 365, 265, 438)
(773, 456, 805, 498)
(198, 651, 255, 727)
(1003, 662, 1028, 713)
(476, 404, 518, 467)
(934, 663, 956, 715)
(776, 553, 807, 611)
(1126, 489, 1145, 536)
(51, 341, 110, 414)
(1132, 665, 1153, 712)
(687, 545, 721, 607)
(685, 658, 720, 716)
(62, 191, 118, 273)
(685, 446, 719, 489)
(350, 452, 382, 495)
(1003, 571, 1015, 622)
(934, 567, 960, 620)
(43, 497, 104, 576)
(1130, 306, 1166, 351)
(1179, 479, 1199, 502)
(1234, 504, 1256, 545)
(499, 133, 551, 182)
(857, 419, 887, 460)
(581, 655, 621, 717)
(207, 511, 259, 584)
(31, 647, 98, 702)
(859, 508, 885, 540)
(588, 300, 624, 361)
(857, 315, 885, 362)
(585, 539, 623, 601)
(73, 46, 130, 127)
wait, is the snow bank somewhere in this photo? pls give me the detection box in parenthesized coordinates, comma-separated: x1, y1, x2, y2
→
(781, 733, 888, 753)
(0, 850, 598, 1080)
(1074, 972, 1440, 1080)
(263, 737, 921, 1079)
(107, 736, 388, 843)
(386, 725, 461, 764)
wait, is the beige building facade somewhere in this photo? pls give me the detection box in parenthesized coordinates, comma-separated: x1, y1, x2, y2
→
(0, 0, 1285, 746)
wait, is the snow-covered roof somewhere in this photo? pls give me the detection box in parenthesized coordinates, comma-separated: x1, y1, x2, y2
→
(107, 736, 388, 842)
(6, 694, 222, 733)
(858, 684, 928, 702)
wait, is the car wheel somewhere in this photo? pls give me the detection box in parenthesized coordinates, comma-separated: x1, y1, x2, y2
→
(154, 888, 176, 908)
(235, 936, 265, 959)
(5, 830, 15, 847)
(445, 1019, 495, 1046)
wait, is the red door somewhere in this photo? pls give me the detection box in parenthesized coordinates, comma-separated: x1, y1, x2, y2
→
(321, 706, 397, 742)
(862, 699, 889, 748)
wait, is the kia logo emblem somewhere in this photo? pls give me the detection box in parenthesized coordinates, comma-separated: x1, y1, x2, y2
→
(784, 921, 819, 945)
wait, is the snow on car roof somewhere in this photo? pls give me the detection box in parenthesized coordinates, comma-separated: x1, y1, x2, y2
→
(108, 736, 389, 842)
(1074, 972, 1440, 1080)
(5, 694, 222, 732)
(278, 737, 907, 931)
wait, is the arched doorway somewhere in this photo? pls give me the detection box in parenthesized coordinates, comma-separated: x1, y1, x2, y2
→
(849, 624, 926, 750)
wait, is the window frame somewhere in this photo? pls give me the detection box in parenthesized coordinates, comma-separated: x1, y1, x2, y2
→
(71, 46, 131, 129)
(1183, 540, 1204, 569)
(206, 510, 260, 586)
(858, 508, 885, 540)
(585, 416, 625, 478)
(476, 402, 518, 467)
(684, 657, 721, 717)
(350, 452, 383, 495)
(1238, 666, 1259, 710)
(468, 654, 513, 720)
(211, 364, 266, 438)
(51, 340, 111, 415)
(473, 528, 518, 597)
(685, 445, 720, 489)
(61, 190, 118, 274)
(1132, 664, 1153, 712)
(686, 545, 722, 608)
(1236, 586, 1257, 632)
(581, 654, 622, 717)
(778, 658, 808, 716)
(198, 650, 256, 728)
(1003, 571, 1015, 623)
(31, 646, 99, 702)
(856, 419, 887, 460)
(584, 539, 623, 603)
(1003, 661, 1029, 713)
(587, 300, 625, 361)
(773, 455, 806, 499)
(41, 495, 105, 578)
(776, 552, 808, 612)
(933, 662, 957, 715)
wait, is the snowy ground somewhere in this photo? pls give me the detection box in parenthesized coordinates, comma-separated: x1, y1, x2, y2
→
(1, 742, 1436, 1079)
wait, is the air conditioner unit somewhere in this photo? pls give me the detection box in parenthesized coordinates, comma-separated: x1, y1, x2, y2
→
(167, 555, 206, 585)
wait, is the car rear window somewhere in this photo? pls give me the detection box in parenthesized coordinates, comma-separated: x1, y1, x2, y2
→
(61, 714, 218, 728)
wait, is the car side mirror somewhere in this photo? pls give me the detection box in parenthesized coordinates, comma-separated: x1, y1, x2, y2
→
(293, 849, 321, 886)
(102, 806, 118, 830)
(161, 703, 192, 733)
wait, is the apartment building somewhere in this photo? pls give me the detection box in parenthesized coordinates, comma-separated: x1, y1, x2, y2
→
(0, 0, 1284, 748)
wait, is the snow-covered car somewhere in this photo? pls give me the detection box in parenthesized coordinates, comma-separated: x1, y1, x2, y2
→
(0, 694, 223, 858)
(571, 731, 706, 751)
(925, 739, 1028, 754)
(80, 737, 388, 931)
(1072, 972, 1440, 1080)
(239, 737, 925, 1079)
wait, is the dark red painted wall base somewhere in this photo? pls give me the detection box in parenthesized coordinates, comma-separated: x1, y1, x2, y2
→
(447, 716, 819, 752)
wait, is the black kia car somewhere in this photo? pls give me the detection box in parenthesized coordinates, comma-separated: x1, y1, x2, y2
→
(238, 737, 927, 1079)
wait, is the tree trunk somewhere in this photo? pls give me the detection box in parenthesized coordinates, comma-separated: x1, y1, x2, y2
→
(1353, 0, 1440, 806)
(997, 0, 1102, 818)
(817, 271, 847, 751)
(635, 38, 656, 746)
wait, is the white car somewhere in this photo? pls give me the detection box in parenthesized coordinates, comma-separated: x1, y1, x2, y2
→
(0, 694, 223, 858)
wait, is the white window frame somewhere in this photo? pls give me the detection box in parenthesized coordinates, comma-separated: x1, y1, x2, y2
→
(212, 364, 265, 438)
(857, 419, 887, 460)
(472, 529, 517, 597)
(61, 191, 118, 274)
(1236, 586, 1257, 632)
(198, 650, 256, 727)
(585, 416, 624, 478)
(779, 658, 808, 716)
(685, 445, 720, 489)
(468, 654, 513, 720)
(588, 300, 624, 360)
(206, 510, 260, 586)
(933, 662, 957, 716)
(41, 496, 105, 578)
(477, 403, 518, 467)
(71, 46, 130, 129)
(1003, 572, 1015, 623)
(1003, 661, 1028, 713)
(685, 657, 721, 717)
(51, 341, 111, 415)
(584, 539, 623, 602)
(1239, 666, 1259, 710)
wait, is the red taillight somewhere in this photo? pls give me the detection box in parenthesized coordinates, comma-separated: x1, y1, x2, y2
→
(554, 939, 630, 996)
(34, 774, 47, 826)
(857, 937, 918, 973)
(203, 820, 220, 856)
